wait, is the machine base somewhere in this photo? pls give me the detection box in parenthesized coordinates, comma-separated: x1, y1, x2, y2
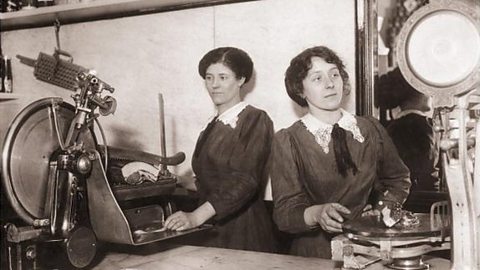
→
(387, 256, 429, 270)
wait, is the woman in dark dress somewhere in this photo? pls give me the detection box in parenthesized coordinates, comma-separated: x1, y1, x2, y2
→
(378, 68, 439, 191)
(165, 47, 276, 252)
(270, 46, 411, 258)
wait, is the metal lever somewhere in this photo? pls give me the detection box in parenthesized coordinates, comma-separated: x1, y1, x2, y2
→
(158, 93, 168, 175)
(157, 93, 186, 179)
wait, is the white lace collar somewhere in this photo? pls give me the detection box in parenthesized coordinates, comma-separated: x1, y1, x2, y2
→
(203, 101, 248, 130)
(300, 109, 365, 153)
(396, 109, 427, 119)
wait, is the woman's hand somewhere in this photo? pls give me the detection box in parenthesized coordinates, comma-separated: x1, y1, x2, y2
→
(164, 202, 216, 231)
(164, 211, 199, 231)
(304, 203, 351, 233)
(361, 204, 380, 217)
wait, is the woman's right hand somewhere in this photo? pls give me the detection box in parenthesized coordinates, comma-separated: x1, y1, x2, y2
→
(164, 211, 199, 231)
(164, 202, 216, 231)
(304, 203, 351, 233)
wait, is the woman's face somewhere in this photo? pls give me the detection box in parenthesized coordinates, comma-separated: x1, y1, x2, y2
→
(205, 62, 245, 111)
(301, 56, 344, 111)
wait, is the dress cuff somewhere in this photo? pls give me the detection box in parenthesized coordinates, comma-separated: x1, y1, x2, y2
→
(285, 204, 315, 233)
(208, 198, 227, 220)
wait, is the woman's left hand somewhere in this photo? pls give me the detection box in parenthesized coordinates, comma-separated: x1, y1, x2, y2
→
(164, 211, 199, 231)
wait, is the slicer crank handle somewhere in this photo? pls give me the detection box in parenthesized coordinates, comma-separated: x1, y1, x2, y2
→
(54, 48, 73, 61)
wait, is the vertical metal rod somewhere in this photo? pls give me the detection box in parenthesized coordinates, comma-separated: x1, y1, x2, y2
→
(355, 0, 376, 116)
(446, 94, 478, 269)
(474, 119, 480, 270)
(55, 19, 61, 51)
(158, 93, 167, 173)
(49, 100, 66, 151)
(474, 115, 480, 224)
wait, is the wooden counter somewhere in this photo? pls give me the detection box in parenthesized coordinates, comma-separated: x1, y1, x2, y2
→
(91, 244, 451, 270)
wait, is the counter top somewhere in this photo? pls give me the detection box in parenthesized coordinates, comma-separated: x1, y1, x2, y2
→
(91, 244, 451, 270)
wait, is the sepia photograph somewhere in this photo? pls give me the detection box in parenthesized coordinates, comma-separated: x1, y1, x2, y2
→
(0, 0, 479, 269)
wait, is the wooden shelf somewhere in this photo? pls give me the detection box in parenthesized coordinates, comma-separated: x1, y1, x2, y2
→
(0, 0, 249, 31)
(0, 93, 21, 100)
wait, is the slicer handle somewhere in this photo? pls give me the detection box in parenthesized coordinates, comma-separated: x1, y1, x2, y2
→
(16, 55, 36, 67)
(54, 48, 73, 62)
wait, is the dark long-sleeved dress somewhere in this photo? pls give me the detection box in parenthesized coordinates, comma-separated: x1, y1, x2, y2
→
(387, 113, 439, 191)
(271, 115, 410, 258)
(192, 104, 277, 252)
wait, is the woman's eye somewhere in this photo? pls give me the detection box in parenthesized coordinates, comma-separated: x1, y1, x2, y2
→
(220, 75, 228, 80)
(331, 71, 340, 78)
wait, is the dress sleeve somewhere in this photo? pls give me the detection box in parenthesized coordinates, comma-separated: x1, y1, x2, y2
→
(270, 130, 313, 233)
(207, 110, 274, 220)
(369, 117, 411, 204)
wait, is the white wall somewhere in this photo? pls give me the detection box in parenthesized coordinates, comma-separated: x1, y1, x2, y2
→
(1, 0, 357, 183)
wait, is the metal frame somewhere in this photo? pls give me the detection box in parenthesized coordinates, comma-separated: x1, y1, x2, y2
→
(396, 0, 480, 107)
(355, 0, 377, 116)
(394, 0, 480, 269)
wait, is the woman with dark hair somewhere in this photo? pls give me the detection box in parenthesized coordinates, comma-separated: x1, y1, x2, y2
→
(379, 68, 439, 192)
(271, 46, 411, 258)
(164, 47, 277, 252)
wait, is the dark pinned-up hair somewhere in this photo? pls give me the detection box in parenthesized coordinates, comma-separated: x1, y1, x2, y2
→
(198, 47, 253, 85)
(285, 46, 351, 107)
(376, 67, 424, 109)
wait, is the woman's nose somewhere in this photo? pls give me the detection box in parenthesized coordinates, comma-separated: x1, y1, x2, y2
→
(211, 78, 220, 88)
(325, 76, 335, 89)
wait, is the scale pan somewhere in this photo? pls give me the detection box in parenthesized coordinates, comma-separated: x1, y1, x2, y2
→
(342, 213, 442, 240)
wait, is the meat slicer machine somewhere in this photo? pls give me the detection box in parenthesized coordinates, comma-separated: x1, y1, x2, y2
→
(332, 1, 480, 269)
(1, 54, 205, 269)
